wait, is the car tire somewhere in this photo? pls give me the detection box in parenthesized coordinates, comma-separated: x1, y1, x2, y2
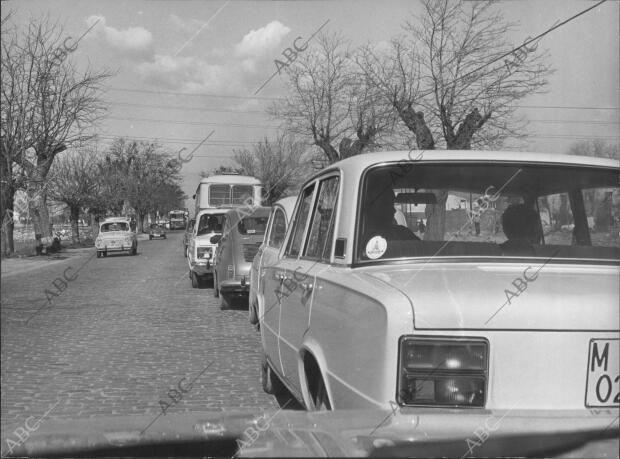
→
(249, 299, 259, 325)
(191, 272, 199, 289)
(261, 357, 285, 395)
(213, 272, 220, 298)
(220, 293, 229, 310)
(149, 235, 153, 240)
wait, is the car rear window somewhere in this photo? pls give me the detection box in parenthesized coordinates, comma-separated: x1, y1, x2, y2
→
(238, 216, 268, 235)
(100, 222, 129, 232)
(357, 162, 619, 263)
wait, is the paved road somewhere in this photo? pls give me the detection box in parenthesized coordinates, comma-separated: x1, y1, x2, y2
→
(0, 232, 279, 438)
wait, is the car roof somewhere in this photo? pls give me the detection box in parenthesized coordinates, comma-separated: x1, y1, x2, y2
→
(316, 150, 618, 181)
(102, 217, 129, 223)
(198, 175, 261, 185)
(224, 206, 271, 218)
(274, 196, 297, 219)
(196, 209, 229, 218)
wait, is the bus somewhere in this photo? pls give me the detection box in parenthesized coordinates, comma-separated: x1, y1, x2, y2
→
(193, 175, 263, 215)
(168, 210, 187, 230)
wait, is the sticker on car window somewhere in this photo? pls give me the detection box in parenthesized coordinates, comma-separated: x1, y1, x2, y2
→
(366, 236, 387, 259)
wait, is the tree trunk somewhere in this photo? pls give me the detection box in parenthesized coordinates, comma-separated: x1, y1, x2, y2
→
(137, 211, 145, 233)
(70, 205, 80, 244)
(90, 213, 99, 238)
(1, 153, 16, 255)
(28, 158, 54, 240)
(424, 190, 449, 241)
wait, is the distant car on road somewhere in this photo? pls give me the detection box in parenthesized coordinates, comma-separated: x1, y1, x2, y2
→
(212, 206, 270, 309)
(95, 217, 137, 258)
(183, 218, 196, 255)
(149, 223, 166, 240)
(249, 197, 297, 326)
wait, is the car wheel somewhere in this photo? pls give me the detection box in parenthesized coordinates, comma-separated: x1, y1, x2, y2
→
(249, 299, 259, 325)
(220, 293, 229, 310)
(261, 357, 285, 395)
(191, 271, 199, 288)
(213, 272, 220, 298)
(149, 235, 153, 240)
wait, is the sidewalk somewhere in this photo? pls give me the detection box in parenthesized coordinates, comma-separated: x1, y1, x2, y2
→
(1, 248, 91, 278)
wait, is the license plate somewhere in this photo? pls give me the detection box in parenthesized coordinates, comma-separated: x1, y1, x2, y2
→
(585, 339, 619, 407)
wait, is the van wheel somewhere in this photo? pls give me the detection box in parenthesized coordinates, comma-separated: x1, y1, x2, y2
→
(191, 272, 199, 288)
(261, 357, 285, 395)
(213, 273, 220, 298)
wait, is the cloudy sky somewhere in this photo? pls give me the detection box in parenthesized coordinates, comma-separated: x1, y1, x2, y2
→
(5, 0, 619, 203)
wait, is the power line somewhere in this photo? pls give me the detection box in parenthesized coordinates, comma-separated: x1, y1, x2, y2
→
(110, 101, 266, 114)
(106, 116, 279, 129)
(108, 87, 282, 101)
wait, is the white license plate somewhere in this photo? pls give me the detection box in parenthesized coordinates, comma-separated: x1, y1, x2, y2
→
(585, 339, 619, 407)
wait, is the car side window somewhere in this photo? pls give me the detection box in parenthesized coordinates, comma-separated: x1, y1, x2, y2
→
(286, 184, 316, 257)
(268, 208, 287, 249)
(304, 176, 339, 262)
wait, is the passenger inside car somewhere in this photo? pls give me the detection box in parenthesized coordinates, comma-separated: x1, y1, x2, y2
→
(499, 203, 541, 255)
(362, 171, 420, 244)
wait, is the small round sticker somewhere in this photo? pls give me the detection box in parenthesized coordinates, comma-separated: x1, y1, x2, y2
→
(366, 236, 387, 259)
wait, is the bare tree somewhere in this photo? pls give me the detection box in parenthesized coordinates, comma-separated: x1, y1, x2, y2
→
(232, 134, 310, 205)
(567, 139, 619, 160)
(272, 32, 394, 163)
(47, 148, 99, 244)
(1, 15, 110, 252)
(358, 0, 552, 239)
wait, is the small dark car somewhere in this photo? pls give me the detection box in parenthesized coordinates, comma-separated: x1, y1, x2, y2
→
(149, 223, 166, 240)
(213, 207, 270, 309)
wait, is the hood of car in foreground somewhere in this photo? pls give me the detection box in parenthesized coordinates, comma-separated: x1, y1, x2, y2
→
(362, 262, 619, 330)
(3, 409, 617, 458)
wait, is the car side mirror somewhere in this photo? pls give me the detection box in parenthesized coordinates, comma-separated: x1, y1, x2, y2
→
(210, 234, 222, 244)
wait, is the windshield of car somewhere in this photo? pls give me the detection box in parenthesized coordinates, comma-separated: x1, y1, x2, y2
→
(100, 222, 129, 232)
(357, 163, 620, 263)
(196, 213, 224, 235)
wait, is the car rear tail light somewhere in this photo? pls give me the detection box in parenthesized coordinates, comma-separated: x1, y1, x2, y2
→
(398, 337, 488, 407)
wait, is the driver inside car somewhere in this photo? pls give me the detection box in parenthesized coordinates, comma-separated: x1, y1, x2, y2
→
(362, 171, 420, 245)
(499, 203, 542, 255)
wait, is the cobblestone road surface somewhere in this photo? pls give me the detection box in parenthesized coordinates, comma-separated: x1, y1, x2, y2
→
(1, 232, 279, 440)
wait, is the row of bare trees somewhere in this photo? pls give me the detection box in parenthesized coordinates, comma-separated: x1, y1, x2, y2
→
(1, 13, 110, 254)
(269, 0, 552, 239)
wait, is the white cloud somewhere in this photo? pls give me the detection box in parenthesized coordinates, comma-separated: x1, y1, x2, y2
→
(137, 54, 244, 94)
(234, 20, 291, 58)
(86, 15, 153, 57)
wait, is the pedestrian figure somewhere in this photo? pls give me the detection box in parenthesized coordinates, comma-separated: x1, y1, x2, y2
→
(418, 219, 426, 234)
(473, 213, 481, 236)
